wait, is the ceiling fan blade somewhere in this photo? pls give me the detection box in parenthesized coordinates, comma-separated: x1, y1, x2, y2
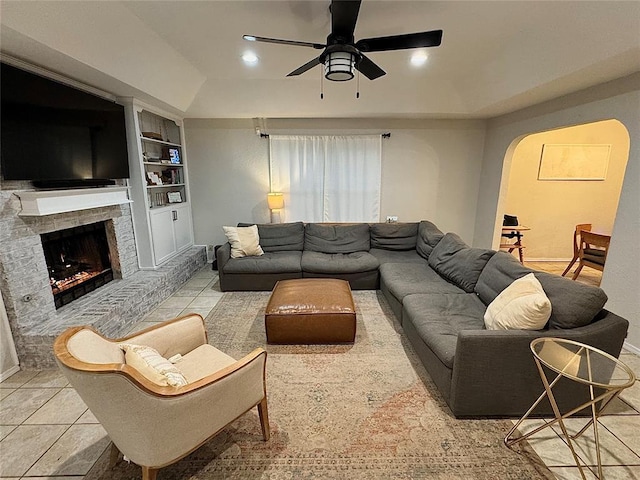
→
(330, 0, 361, 40)
(356, 30, 443, 52)
(355, 54, 386, 80)
(287, 57, 322, 76)
(244, 35, 325, 49)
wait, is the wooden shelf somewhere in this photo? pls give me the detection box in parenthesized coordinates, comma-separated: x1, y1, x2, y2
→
(143, 161, 184, 166)
(146, 183, 185, 189)
(140, 136, 182, 147)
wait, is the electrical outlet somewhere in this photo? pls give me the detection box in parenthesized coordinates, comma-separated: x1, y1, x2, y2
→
(386, 216, 398, 223)
(207, 244, 214, 252)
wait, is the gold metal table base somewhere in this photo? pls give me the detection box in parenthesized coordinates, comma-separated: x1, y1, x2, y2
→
(505, 338, 636, 480)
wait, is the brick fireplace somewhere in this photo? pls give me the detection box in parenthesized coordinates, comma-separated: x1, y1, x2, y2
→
(42, 221, 116, 309)
(0, 183, 206, 368)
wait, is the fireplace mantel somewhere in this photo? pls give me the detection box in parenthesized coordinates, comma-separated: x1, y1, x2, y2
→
(15, 186, 132, 216)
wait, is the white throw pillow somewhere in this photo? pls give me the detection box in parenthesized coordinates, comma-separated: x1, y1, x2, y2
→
(223, 225, 264, 258)
(484, 273, 552, 330)
(120, 343, 188, 387)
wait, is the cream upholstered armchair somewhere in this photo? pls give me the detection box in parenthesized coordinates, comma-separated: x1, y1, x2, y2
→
(54, 314, 269, 480)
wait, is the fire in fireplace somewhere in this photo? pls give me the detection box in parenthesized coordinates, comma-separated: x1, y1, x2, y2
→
(41, 222, 114, 309)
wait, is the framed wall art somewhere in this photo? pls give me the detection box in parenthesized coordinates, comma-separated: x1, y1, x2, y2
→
(538, 144, 611, 181)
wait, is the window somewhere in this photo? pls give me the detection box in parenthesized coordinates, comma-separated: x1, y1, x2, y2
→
(269, 135, 382, 222)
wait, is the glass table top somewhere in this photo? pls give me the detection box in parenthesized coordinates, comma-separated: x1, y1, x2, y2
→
(531, 337, 636, 389)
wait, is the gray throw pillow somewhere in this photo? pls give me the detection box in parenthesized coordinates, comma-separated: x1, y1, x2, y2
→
(416, 221, 445, 259)
(370, 222, 418, 251)
(304, 223, 371, 253)
(428, 233, 495, 293)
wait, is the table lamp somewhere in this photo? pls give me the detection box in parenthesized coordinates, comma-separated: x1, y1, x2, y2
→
(267, 192, 284, 223)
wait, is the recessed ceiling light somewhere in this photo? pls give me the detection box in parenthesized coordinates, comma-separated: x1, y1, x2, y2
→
(410, 51, 429, 67)
(242, 51, 259, 65)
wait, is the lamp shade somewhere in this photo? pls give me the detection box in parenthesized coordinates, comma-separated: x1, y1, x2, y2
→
(267, 192, 284, 210)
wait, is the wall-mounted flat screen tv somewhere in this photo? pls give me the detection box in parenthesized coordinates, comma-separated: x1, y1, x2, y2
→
(1, 63, 130, 188)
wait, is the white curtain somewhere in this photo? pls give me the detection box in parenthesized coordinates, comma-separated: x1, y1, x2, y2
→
(270, 135, 382, 222)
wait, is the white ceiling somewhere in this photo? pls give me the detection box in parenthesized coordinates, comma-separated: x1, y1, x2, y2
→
(1, 1, 639, 119)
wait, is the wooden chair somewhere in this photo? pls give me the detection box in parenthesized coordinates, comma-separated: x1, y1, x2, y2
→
(572, 231, 610, 281)
(54, 314, 269, 480)
(500, 226, 529, 264)
(562, 224, 592, 276)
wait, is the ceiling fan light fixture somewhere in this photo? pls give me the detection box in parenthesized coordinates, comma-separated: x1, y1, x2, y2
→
(324, 51, 356, 81)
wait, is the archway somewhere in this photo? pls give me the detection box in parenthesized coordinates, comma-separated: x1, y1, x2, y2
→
(495, 119, 630, 284)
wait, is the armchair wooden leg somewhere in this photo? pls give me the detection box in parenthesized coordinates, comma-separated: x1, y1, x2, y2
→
(108, 442, 122, 467)
(142, 466, 158, 480)
(257, 397, 270, 441)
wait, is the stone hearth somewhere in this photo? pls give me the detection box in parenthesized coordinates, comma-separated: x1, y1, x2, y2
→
(0, 185, 206, 368)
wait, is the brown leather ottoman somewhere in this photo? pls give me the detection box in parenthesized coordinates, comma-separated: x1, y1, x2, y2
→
(265, 278, 356, 344)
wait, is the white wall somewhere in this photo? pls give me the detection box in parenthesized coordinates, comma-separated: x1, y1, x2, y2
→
(185, 118, 487, 247)
(473, 73, 640, 351)
(185, 119, 270, 248)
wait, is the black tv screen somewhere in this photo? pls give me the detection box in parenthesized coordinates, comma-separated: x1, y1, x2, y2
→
(1, 63, 130, 187)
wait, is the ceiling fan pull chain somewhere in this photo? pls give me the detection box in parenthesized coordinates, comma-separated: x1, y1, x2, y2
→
(356, 68, 360, 99)
(320, 67, 324, 99)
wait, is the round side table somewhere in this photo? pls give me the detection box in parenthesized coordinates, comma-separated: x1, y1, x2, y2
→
(505, 337, 636, 480)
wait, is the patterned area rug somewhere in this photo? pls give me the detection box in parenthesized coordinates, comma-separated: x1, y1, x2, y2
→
(87, 291, 552, 479)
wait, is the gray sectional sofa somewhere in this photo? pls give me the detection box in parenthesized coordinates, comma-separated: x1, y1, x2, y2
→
(217, 221, 629, 417)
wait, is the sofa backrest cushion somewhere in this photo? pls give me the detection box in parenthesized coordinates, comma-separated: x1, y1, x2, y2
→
(304, 223, 370, 253)
(427, 233, 496, 293)
(370, 222, 418, 251)
(476, 252, 608, 329)
(260, 222, 305, 252)
(416, 221, 445, 259)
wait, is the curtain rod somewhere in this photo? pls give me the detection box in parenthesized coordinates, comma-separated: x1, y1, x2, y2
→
(260, 132, 391, 138)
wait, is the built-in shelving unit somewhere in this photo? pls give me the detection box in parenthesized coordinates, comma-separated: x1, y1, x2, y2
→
(120, 98, 194, 269)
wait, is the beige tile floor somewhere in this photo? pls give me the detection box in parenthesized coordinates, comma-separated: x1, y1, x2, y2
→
(0, 266, 221, 479)
(1, 263, 638, 479)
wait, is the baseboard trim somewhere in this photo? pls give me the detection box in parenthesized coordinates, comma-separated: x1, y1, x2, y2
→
(623, 341, 640, 356)
(525, 258, 572, 263)
(0, 365, 20, 382)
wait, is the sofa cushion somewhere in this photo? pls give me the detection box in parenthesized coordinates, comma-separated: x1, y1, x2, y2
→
(223, 251, 302, 274)
(304, 223, 370, 253)
(370, 223, 418, 251)
(428, 233, 495, 293)
(223, 225, 264, 258)
(403, 293, 486, 369)
(476, 252, 608, 329)
(380, 262, 466, 303)
(484, 273, 552, 331)
(369, 248, 424, 265)
(175, 344, 236, 384)
(256, 222, 305, 252)
(416, 221, 445, 260)
(301, 251, 379, 274)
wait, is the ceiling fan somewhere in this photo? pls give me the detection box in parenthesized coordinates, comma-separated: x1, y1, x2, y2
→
(243, 0, 442, 82)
